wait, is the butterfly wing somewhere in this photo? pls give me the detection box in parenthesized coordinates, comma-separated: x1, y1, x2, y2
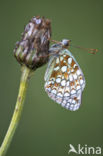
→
(44, 49, 86, 111)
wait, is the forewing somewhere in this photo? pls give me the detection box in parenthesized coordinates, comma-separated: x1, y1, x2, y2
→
(44, 50, 85, 111)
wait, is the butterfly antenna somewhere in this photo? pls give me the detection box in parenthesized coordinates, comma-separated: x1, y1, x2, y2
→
(50, 39, 61, 44)
(71, 45, 98, 54)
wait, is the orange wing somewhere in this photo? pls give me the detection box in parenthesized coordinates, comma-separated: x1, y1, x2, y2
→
(44, 51, 85, 111)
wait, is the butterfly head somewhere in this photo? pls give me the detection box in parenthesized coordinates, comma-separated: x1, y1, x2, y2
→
(49, 39, 71, 56)
(61, 39, 71, 48)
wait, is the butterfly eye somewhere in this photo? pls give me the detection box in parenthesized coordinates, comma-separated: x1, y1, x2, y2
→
(61, 39, 71, 47)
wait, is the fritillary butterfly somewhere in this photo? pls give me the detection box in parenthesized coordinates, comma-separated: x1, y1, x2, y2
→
(44, 39, 86, 111)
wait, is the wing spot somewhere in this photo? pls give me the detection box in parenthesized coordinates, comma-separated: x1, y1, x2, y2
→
(50, 77, 55, 81)
(74, 97, 79, 103)
(65, 86, 70, 93)
(77, 70, 81, 75)
(69, 74, 73, 81)
(66, 103, 70, 109)
(51, 89, 57, 94)
(67, 81, 70, 86)
(61, 75, 64, 79)
(80, 79, 84, 85)
(56, 97, 62, 104)
(62, 100, 67, 104)
(76, 85, 81, 90)
(60, 56, 63, 61)
(47, 87, 51, 92)
(72, 99, 76, 104)
(61, 66, 67, 72)
(68, 99, 72, 104)
(61, 80, 66, 86)
(56, 58, 59, 64)
(73, 64, 77, 68)
(71, 68, 74, 72)
(68, 57, 72, 64)
(64, 92, 70, 97)
(54, 66, 59, 71)
(71, 89, 76, 94)
(57, 92, 63, 97)
(74, 66, 79, 71)
(56, 78, 61, 83)
(73, 73, 78, 79)
(57, 75, 62, 78)
(63, 54, 66, 57)
(79, 75, 83, 80)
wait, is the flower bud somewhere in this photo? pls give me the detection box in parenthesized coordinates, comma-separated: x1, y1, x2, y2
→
(14, 16, 51, 70)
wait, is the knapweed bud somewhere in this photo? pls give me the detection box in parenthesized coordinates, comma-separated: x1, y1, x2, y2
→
(14, 16, 51, 70)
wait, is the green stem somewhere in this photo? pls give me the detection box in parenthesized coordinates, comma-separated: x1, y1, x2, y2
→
(0, 66, 32, 156)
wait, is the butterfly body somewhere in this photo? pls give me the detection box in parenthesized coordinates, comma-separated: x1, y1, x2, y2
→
(44, 40, 85, 111)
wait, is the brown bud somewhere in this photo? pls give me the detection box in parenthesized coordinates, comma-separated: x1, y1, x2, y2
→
(14, 16, 51, 70)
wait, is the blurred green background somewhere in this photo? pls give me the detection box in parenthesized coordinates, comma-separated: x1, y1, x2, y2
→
(0, 0, 103, 156)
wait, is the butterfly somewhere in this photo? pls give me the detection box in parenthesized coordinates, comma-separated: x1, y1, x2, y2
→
(44, 39, 86, 111)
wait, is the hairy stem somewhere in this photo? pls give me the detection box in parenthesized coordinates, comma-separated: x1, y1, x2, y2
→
(0, 66, 32, 156)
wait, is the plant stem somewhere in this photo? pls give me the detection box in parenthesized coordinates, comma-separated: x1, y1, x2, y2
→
(0, 66, 32, 156)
